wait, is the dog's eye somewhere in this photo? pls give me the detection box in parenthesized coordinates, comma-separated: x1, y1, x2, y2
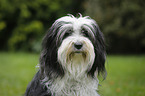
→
(81, 28, 89, 37)
(63, 29, 72, 39)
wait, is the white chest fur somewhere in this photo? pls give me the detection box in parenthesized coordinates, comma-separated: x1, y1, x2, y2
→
(44, 73, 100, 96)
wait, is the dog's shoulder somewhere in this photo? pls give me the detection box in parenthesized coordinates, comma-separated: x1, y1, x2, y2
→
(25, 71, 51, 96)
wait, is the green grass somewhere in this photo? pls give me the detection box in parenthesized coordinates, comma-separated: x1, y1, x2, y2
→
(0, 52, 39, 96)
(99, 55, 145, 96)
(0, 52, 145, 96)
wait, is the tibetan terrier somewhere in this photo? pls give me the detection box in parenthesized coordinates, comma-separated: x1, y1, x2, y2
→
(25, 14, 106, 96)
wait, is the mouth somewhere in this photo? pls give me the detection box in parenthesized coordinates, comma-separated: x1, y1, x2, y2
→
(69, 51, 87, 60)
(73, 50, 83, 53)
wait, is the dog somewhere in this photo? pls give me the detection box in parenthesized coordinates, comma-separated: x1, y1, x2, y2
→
(25, 14, 106, 96)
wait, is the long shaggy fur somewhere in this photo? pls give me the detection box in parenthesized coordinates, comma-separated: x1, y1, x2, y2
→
(25, 14, 106, 96)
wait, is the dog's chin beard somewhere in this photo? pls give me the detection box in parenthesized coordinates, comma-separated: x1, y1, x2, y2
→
(65, 51, 90, 78)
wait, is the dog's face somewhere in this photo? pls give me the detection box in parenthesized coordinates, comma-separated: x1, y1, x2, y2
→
(57, 16, 96, 77)
(40, 15, 106, 78)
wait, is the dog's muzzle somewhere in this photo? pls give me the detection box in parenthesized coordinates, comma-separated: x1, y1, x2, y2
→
(58, 36, 95, 66)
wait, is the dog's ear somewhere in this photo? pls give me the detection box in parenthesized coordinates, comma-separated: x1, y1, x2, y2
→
(39, 25, 64, 78)
(88, 24, 106, 78)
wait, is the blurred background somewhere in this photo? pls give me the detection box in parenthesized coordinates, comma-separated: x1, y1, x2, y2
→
(0, 0, 145, 53)
(0, 0, 145, 96)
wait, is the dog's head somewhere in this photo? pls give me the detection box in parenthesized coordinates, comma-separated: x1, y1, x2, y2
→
(40, 14, 106, 79)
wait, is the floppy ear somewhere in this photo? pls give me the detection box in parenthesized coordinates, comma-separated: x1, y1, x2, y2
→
(39, 25, 64, 79)
(88, 24, 106, 78)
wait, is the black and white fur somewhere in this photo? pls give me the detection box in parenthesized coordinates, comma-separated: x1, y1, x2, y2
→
(25, 14, 106, 96)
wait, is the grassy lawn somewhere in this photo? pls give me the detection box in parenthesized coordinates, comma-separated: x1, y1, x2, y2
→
(99, 55, 145, 96)
(0, 52, 145, 96)
(0, 52, 39, 96)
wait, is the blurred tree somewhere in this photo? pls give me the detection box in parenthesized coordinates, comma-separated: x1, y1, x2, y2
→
(85, 0, 145, 53)
(0, 0, 84, 52)
(2, 0, 144, 54)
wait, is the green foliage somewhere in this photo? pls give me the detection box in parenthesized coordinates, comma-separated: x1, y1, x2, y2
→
(0, 52, 145, 96)
(1, 0, 144, 53)
(0, 0, 75, 52)
(0, 21, 6, 31)
(85, 0, 145, 53)
(8, 20, 43, 51)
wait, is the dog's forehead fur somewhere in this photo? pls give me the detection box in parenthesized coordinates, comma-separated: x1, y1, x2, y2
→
(55, 15, 96, 30)
(55, 15, 96, 26)
(52, 15, 99, 43)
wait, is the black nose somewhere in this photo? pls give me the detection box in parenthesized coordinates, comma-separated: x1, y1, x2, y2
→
(74, 42, 83, 50)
